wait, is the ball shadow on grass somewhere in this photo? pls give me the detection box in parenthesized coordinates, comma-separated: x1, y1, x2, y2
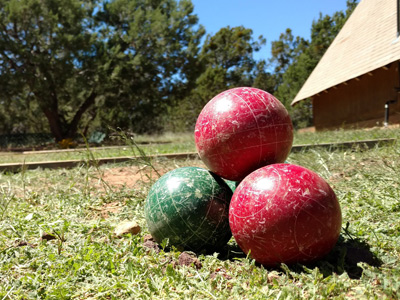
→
(217, 242, 248, 261)
(143, 229, 381, 280)
(215, 234, 381, 280)
(286, 234, 382, 279)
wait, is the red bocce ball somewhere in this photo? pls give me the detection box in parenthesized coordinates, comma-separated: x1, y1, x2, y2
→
(229, 164, 342, 267)
(195, 87, 293, 181)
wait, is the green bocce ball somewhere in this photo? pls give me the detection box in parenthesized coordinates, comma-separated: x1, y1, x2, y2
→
(145, 167, 233, 252)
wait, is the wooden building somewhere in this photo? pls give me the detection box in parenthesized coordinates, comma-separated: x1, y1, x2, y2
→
(292, 0, 400, 130)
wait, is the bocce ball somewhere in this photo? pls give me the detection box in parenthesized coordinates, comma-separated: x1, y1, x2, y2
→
(225, 179, 239, 193)
(229, 164, 342, 266)
(145, 167, 233, 252)
(195, 87, 293, 182)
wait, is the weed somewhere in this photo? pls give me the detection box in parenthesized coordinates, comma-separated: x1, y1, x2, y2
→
(81, 133, 113, 198)
(112, 129, 161, 177)
(0, 182, 14, 221)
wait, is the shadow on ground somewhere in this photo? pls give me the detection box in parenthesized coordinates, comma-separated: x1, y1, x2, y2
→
(305, 234, 382, 279)
(219, 234, 381, 280)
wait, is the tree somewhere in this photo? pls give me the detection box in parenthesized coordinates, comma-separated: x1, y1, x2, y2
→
(270, 28, 308, 76)
(97, 0, 204, 133)
(252, 60, 279, 95)
(0, 0, 204, 141)
(273, 0, 359, 128)
(0, 88, 47, 134)
(0, 0, 104, 141)
(193, 26, 265, 111)
(164, 25, 266, 131)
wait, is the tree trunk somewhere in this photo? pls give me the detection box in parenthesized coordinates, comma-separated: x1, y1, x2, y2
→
(66, 91, 97, 139)
(41, 91, 97, 142)
(36, 81, 66, 142)
(42, 108, 64, 142)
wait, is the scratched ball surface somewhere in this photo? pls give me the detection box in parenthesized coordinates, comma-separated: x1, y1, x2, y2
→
(195, 87, 293, 181)
(229, 164, 342, 266)
(145, 167, 232, 252)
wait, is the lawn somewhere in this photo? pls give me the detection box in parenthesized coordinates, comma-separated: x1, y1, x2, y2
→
(1, 127, 399, 164)
(0, 129, 399, 299)
(0, 132, 196, 164)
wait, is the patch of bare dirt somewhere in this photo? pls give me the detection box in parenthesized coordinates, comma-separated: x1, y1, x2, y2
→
(142, 234, 160, 253)
(95, 160, 206, 190)
(97, 166, 160, 188)
(178, 252, 202, 269)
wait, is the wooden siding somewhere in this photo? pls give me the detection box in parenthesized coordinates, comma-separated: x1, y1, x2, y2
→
(313, 63, 400, 130)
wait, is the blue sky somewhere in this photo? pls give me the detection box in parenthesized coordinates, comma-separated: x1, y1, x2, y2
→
(191, 0, 350, 61)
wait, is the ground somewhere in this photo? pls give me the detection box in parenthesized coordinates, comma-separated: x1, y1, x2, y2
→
(90, 162, 206, 219)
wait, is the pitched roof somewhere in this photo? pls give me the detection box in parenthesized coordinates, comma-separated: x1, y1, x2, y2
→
(292, 0, 400, 105)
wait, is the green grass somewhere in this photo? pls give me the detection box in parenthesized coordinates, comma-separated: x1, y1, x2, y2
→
(0, 129, 400, 299)
(293, 126, 400, 145)
(1, 127, 399, 165)
(0, 133, 196, 164)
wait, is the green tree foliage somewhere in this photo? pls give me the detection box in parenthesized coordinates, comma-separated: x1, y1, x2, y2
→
(0, 0, 204, 140)
(97, 0, 204, 133)
(197, 26, 265, 100)
(272, 0, 359, 128)
(0, 0, 103, 141)
(251, 60, 280, 94)
(0, 85, 47, 134)
(165, 26, 267, 131)
(270, 28, 309, 78)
